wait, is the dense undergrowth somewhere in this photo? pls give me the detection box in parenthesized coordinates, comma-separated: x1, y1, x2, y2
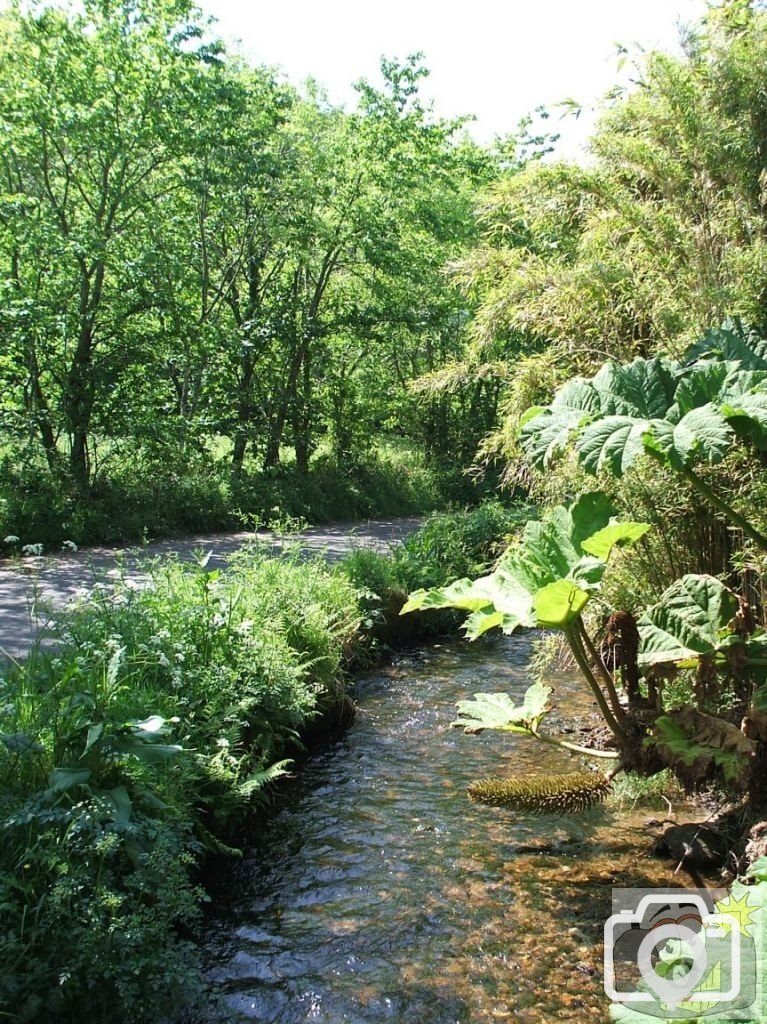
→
(0, 500, 523, 1023)
(0, 442, 487, 551)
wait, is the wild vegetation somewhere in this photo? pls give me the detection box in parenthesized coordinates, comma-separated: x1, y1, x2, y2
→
(6, 0, 767, 1019)
(0, 503, 522, 1022)
(401, 1, 767, 919)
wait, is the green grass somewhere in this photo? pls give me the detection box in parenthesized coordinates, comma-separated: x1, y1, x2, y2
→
(609, 769, 684, 808)
(0, 440, 467, 552)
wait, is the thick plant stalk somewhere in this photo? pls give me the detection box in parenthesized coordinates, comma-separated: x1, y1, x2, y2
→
(565, 624, 627, 748)
(683, 466, 767, 552)
(533, 730, 619, 759)
(577, 619, 627, 723)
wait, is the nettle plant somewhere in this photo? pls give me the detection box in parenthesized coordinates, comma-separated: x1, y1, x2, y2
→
(404, 323, 767, 811)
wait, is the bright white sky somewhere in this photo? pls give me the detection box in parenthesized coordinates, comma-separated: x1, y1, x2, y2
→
(200, 0, 710, 158)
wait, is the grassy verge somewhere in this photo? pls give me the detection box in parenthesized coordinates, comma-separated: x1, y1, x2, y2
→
(0, 442, 495, 552)
(0, 500, 527, 1023)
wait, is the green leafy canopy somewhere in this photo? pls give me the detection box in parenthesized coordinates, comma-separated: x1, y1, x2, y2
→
(401, 492, 650, 637)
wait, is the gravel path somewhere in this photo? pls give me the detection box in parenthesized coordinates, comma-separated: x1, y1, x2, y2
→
(0, 517, 423, 659)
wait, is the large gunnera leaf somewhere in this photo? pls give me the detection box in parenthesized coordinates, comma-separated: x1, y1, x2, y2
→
(520, 324, 767, 477)
(451, 681, 552, 734)
(642, 405, 732, 470)
(402, 492, 650, 637)
(685, 319, 767, 371)
(637, 575, 739, 666)
(520, 357, 680, 473)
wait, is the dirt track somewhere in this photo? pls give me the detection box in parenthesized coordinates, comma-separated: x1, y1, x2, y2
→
(0, 517, 423, 659)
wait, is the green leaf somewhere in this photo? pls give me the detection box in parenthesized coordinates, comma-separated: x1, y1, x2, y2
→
(580, 522, 652, 561)
(106, 786, 133, 824)
(638, 574, 739, 666)
(533, 579, 589, 627)
(518, 404, 545, 428)
(551, 377, 602, 416)
(591, 357, 678, 418)
(720, 392, 767, 450)
(403, 493, 650, 638)
(685, 321, 767, 371)
(1, 732, 44, 755)
(650, 710, 755, 785)
(83, 722, 104, 755)
(401, 571, 536, 635)
(518, 380, 604, 469)
(746, 857, 767, 883)
(520, 335, 767, 487)
(643, 405, 732, 469)
(568, 491, 620, 550)
(463, 608, 506, 639)
(671, 360, 736, 415)
(237, 759, 293, 799)
(518, 409, 582, 470)
(452, 682, 552, 734)
(46, 768, 92, 794)
(575, 415, 650, 475)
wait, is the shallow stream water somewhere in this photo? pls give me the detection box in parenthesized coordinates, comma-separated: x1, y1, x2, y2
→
(204, 635, 696, 1023)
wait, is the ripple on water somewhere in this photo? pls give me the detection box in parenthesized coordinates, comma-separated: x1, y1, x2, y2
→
(203, 634, 697, 1023)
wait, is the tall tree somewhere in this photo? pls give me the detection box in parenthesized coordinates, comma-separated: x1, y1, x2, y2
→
(0, 0, 218, 488)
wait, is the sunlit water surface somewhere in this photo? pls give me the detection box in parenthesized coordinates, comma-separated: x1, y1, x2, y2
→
(203, 635, 694, 1023)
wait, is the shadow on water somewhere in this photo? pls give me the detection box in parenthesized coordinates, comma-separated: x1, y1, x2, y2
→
(200, 635, 698, 1023)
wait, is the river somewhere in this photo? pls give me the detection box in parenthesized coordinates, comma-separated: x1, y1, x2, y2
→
(203, 634, 693, 1023)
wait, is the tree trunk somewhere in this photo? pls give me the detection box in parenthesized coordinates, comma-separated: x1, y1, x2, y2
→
(293, 345, 312, 476)
(262, 336, 306, 472)
(231, 353, 256, 477)
(65, 259, 105, 492)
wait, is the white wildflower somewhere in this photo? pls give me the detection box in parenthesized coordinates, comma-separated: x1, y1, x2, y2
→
(61, 540, 78, 552)
(21, 543, 43, 557)
(157, 652, 171, 668)
(3, 535, 19, 544)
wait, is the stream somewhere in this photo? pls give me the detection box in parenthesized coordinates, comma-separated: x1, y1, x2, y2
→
(203, 634, 695, 1023)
